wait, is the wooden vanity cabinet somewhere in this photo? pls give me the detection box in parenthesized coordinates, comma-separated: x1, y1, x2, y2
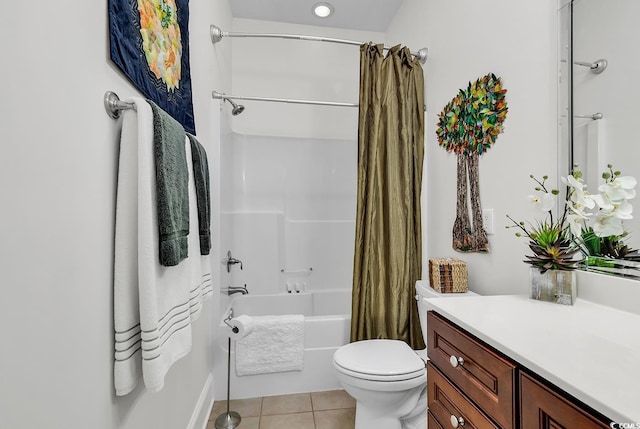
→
(520, 372, 609, 429)
(427, 310, 612, 429)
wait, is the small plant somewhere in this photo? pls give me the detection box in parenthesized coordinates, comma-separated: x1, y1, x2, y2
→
(580, 228, 640, 263)
(507, 175, 580, 273)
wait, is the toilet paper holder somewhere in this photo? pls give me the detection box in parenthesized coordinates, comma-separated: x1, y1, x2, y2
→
(223, 309, 239, 334)
(216, 309, 242, 429)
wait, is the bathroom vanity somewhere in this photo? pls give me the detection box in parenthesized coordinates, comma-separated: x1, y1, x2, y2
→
(425, 295, 640, 428)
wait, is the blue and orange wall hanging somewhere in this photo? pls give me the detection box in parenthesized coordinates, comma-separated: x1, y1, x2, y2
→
(109, 0, 196, 134)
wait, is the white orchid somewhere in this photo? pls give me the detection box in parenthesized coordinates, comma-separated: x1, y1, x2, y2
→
(598, 176, 637, 202)
(528, 192, 555, 212)
(590, 192, 614, 210)
(562, 174, 596, 211)
(592, 214, 624, 237)
(562, 166, 636, 239)
(567, 212, 587, 237)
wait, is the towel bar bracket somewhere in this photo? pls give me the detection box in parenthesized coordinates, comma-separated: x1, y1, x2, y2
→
(104, 91, 136, 119)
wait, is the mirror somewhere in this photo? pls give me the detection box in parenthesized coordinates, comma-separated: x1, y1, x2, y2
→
(560, 0, 640, 278)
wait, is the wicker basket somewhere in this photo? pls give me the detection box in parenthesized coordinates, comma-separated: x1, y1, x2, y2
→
(428, 258, 468, 293)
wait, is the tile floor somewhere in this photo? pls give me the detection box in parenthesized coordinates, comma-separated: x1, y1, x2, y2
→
(207, 390, 356, 429)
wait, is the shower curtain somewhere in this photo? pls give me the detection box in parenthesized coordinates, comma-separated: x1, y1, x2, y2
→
(351, 44, 425, 349)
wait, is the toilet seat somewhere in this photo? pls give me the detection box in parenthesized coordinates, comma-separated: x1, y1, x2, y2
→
(334, 363, 425, 382)
(333, 339, 426, 382)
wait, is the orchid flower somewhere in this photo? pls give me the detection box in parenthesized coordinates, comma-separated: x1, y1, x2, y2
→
(528, 192, 555, 212)
(592, 214, 624, 237)
(567, 212, 587, 238)
(598, 176, 637, 202)
(590, 193, 614, 210)
(562, 175, 596, 210)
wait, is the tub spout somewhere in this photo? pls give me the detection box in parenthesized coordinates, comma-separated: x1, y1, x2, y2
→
(224, 285, 249, 296)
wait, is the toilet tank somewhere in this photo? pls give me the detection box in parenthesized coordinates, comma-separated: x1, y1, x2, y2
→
(415, 280, 478, 348)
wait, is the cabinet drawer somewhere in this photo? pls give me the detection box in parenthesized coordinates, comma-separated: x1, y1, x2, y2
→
(427, 311, 516, 429)
(428, 362, 499, 429)
(520, 372, 610, 429)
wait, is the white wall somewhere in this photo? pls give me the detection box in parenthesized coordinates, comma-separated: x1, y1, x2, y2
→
(0, 1, 231, 428)
(387, 0, 559, 295)
(229, 18, 385, 140)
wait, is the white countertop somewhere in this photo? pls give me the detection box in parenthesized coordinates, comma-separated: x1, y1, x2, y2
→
(425, 294, 640, 423)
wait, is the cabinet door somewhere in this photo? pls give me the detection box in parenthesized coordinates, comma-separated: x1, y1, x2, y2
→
(428, 411, 445, 429)
(427, 311, 516, 428)
(520, 372, 610, 429)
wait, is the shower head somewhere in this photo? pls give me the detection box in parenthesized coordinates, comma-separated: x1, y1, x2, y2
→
(224, 98, 245, 116)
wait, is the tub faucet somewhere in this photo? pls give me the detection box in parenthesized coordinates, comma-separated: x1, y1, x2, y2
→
(225, 285, 249, 296)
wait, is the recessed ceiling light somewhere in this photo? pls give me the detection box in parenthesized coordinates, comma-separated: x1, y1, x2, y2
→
(312, 2, 333, 18)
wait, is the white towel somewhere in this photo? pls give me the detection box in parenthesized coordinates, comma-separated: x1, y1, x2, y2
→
(114, 98, 213, 396)
(235, 315, 304, 376)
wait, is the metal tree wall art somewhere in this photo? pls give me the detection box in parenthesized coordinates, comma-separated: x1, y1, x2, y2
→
(436, 73, 508, 252)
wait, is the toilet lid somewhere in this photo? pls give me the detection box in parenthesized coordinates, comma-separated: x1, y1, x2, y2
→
(333, 339, 425, 381)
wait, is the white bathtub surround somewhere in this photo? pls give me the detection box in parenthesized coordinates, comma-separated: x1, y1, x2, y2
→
(235, 314, 305, 375)
(214, 289, 351, 399)
(221, 133, 357, 296)
(113, 100, 213, 395)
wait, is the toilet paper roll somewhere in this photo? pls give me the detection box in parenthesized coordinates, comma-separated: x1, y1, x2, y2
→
(228, 315, 254, 340)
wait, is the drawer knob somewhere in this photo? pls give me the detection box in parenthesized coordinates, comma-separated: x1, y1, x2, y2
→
(450, 415, 465, 428)
(449, 355, 464, 368)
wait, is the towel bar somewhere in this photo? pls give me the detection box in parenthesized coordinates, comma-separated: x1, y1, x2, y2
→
(104, 91, 136, 119)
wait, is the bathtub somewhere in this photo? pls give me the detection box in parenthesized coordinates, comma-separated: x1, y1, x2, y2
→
(213, 289, 352, 399)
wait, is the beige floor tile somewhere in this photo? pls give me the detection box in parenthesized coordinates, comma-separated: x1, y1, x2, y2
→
(259, 412, 315, 429)
(209, 397, 262, 420)
(207, 415, 260, 429)
(311, 390, 356, 411)
(261, 393, 312, 415)
(237, 416, 260, 429)
(314, 408, 356, 429)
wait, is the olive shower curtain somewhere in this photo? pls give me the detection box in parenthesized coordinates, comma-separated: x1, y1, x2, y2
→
(351, 44, 425, 349)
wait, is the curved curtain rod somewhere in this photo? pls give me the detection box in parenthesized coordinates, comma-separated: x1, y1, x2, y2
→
(210, 25, 428, 65)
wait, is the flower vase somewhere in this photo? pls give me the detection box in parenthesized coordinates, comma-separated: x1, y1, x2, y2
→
(529, 268, 576, 305)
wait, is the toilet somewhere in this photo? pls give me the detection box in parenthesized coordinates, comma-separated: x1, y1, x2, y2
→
(333, 280, 478, 429)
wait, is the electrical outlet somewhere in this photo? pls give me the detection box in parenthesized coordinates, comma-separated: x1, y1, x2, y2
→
(482, 209, 495, 234)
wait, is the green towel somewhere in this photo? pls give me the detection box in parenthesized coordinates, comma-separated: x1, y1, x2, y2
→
(187, 134, 211, 255)
(147, 100, 189, 266)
